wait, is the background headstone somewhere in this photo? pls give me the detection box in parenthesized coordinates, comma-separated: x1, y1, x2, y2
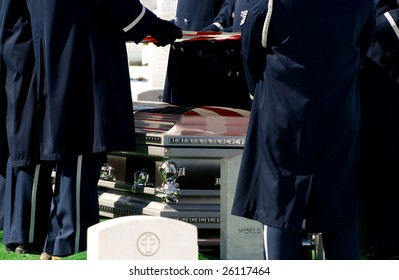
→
(127, 0, 178, 95)
(220, 152, 265, 260)
(145, 0, 178, 88)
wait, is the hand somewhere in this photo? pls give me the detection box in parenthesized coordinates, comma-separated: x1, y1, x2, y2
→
(201, 23, 221, 32)
(149, 18, 183, 47)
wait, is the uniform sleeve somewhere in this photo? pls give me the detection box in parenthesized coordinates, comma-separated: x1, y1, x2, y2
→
(373, 1, 399, 53)
(240, 0, 268, 95)
(210, 0, 236, 31)
(94, 0, 158, 43)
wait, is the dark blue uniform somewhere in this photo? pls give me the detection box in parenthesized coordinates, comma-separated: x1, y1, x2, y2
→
(358, 0, 399, 259)
(202, 0, 248, 32)
(173, 0, 224, 30)
(25, 0, 180, 258)
(231, 0, 375, 259)
(0, 169, 4, 231)
(0, 0, 53, 252)
(231, 0, 248, 32)
(201, 0, 236, 31)
(0, 57, 7, 231)
(163, 0, 252, 110)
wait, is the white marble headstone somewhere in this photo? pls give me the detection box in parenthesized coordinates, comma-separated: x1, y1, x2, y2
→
(87, 215, 198, 260)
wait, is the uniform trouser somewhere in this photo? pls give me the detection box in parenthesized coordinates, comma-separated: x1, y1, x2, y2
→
(264, 225, 360, 260)
(2, 158, 53, 247)
(43, 153, 106, 257)
(358, 59, 399, 257)
(0, 166, 6, 230)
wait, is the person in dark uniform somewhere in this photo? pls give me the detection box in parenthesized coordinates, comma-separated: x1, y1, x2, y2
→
(0, 55, 7, 231)
(172, 0, 224, 31)
(0, 163, 4, 232)
(201, 0, 254, 107)
(25, 0, 182, 259)
(201, 0, 247, 32)
(358, 0, 399, 260)
(0, 0, 53, 254)
(163, 0, 251, 110)
(201, 0, 236, 32)
(231, 0, 376, 259)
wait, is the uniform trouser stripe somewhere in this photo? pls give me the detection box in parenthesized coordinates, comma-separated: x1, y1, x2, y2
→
(74, 155, 83, 253)
(263, 225, 304, 259)
(29, 164, 41, 243)
(263, 225, 269, 260)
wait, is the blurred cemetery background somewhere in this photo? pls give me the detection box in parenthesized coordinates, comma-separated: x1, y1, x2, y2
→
(128, 0, 177, 101)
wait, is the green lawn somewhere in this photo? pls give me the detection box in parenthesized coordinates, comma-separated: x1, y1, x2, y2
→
(0, 231, 87, 260)
(0, 230, 215, 260)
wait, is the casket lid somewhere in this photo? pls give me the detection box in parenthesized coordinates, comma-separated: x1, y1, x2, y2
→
(133, 101, 249, 147)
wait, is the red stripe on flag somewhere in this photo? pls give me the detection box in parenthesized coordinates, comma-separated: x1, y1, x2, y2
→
(183, 110, 202, 116)
(182, 106, 248, 117)
(199, 106, 246, 117)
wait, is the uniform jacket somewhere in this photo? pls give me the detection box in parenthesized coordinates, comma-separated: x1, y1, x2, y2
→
(0, 0, 38, 167)
(174, 0, 224, 31)
(25, 0, 159, 160)
(367, 0, 399, 83)
(209, 0, 247, 32)
(231, 0, 376, 233)
(207, 0, 236, 31)
(0, 58, 8, 168)
(359, 0, 399, 167)
(231, 0, 248, 32)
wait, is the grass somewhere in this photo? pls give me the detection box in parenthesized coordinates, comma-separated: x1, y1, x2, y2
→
(0, 231, 87, 260)
(0, 230, 216, 260)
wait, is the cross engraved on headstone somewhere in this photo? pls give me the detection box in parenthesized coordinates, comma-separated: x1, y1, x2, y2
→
(137, 232, 160, 256)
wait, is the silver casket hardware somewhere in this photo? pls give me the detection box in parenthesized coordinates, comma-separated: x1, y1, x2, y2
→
(100, 163, 116, 181)
(132, 168, 154, 190)
(156, 160, 185, 204)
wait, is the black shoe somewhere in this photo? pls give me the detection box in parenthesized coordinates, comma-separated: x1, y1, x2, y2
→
(360, 246, 376, 259)
(14, 244, 41, 254)
(40, 252, 53, 260)
(361, 246, 399, 260)
(5, 243, 18, 252)
(5, 243, 41, 254)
